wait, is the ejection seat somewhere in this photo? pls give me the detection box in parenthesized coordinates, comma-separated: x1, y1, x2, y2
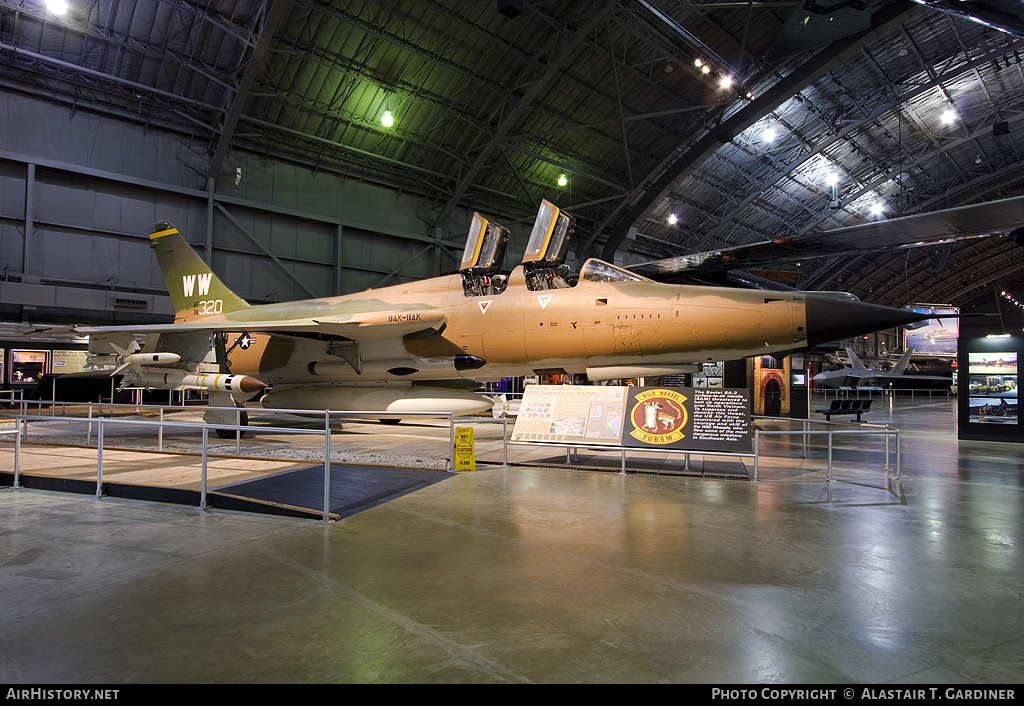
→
(521, 199, 576, 291)
(460, 213, 510, 297)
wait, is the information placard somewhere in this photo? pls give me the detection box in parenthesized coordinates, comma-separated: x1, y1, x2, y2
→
(510, 385, 626, 445)
(52, 350, 89, 374)
(623, 386, 751, 452)
(512, 385, 751, 453)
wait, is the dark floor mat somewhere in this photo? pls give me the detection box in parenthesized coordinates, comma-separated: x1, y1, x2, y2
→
(216, 464, 456, 519)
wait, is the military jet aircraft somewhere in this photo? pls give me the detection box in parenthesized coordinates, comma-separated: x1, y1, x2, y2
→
(69, 200, 931, 426)
(628, 194, 1024, 287)
(812, 346, 952, 388)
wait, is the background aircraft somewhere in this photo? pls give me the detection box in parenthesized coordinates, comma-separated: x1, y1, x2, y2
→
(63, 201, 929, 428)
(628, 194, 1024, 287)
(812, 347, 952, 388)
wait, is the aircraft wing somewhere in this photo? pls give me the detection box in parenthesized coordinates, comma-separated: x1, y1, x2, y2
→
(630, 195, 1024, 282)
(71, 308, 447, 342)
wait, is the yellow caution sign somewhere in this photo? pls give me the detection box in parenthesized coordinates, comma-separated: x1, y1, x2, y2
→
(453, 426, 476, 471)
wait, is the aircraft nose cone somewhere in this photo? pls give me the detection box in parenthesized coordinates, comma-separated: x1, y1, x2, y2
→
(804, 295, 929, 348)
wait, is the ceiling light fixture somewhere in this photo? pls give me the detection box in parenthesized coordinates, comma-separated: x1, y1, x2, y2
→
(941, 108, 956, 124)
(46, 0, 67, 14)
(668, 214, 678, 225)
(763, 127, 776, 143)
(557, 173, 568, 187)
(826, 172, 840, 209)
(1001, 290, 1024, 311)
(381, 109, 394, 127)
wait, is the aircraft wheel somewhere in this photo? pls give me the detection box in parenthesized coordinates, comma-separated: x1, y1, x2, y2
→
(378, 418, 401, 425)
(215, 410, 249, 438)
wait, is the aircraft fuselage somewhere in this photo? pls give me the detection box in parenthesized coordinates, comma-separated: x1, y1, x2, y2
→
(214, 263, 809, 386)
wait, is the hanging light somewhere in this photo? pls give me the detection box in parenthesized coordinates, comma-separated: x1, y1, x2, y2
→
(46, 0, 67, 14)
(668, 214, 678, 225)
(381, 109, 394, 127)
(557, 173, 568, 187)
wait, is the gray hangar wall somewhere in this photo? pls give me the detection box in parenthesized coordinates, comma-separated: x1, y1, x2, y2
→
(0, 92, 486, 326)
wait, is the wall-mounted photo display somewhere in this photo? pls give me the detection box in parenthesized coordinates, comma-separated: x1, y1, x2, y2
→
(9, 349, 50, 385)
(905, 306, 959, 356)
(968, 352, 1017, 425)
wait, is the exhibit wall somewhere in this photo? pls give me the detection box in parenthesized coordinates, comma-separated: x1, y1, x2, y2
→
(0, 93, 518, 326)
(753, 354, 790, 417)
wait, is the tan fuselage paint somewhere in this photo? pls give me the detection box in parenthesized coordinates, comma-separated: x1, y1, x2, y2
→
(206, 264, 807, 385)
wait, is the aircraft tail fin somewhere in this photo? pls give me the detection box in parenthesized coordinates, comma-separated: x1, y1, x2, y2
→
(891, 347, 915, 375)
(148, 221, 251, 320)
(845, 347, 868, 370)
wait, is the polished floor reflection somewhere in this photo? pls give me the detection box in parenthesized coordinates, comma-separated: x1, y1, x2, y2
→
(1, 396, 1022, 683)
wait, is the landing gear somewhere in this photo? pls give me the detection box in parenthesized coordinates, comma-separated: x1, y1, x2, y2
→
(214, 410, 248, 438)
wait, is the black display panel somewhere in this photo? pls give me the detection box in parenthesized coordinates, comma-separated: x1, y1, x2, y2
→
(958, 336, 1024, 442)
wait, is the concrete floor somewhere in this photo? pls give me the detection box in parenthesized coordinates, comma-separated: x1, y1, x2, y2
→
(1, 396, 1023, 684)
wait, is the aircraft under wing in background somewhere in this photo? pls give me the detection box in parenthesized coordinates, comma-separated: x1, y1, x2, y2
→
(628, 195, 1024, 286)
(54, 200, 932, 427)
(812, 347, 953, 389)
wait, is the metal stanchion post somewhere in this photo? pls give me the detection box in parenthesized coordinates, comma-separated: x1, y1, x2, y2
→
(753, 430, 759, 483)
(323, 411, 331, 524)
(96, 420, 104, 498)
(14, 418, 22, 489)
(827, 432, 833, 484)
(200, 426, 208, 510)
(895, 429, 902, 480)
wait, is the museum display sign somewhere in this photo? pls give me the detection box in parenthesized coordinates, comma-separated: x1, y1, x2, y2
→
(967, 352, 1017, 424)
(9, 349, 49, 384)
(957, 329, 1024, 442)
(511, 384, 752, 453)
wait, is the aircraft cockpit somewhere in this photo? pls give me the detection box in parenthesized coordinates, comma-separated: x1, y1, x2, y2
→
(459, 213, 510, 297)
(578, 259, 653, 284)
(521, 199, 575, 291)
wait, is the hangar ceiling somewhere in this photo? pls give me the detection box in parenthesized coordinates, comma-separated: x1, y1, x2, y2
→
(2, 0, 1024, 313)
